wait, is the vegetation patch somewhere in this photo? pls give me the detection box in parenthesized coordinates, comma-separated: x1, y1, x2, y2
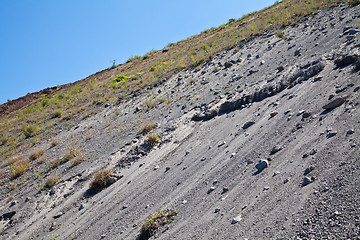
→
(29, 149, 45, 161)
(90, 168, 111, 190)
(140, 209, 178, 239)
(71, 155, 86, 167)
(139, 123, 155, 134)
(43, 175, 61, 189)
(10, 159, 30, 179)
(145, 133, 160, 146)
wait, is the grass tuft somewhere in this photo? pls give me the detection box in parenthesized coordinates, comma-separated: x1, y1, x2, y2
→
(90, 168, 111, 189)
(140, 209, 178, 239)
(29, 149, 45, 161)
(43, 176, 61, 189)
(10, 159, 30, 179)
(145, 133, 160, 146)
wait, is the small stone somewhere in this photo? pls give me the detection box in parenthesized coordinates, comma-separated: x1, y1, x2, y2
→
(284, 178, 290, 184)
(284, 109, 292, 115)
(270, 146, 282, 155)
(214, 208, 220, 213)
(212, 180, 219, 185)
(302, 111, 311, 118)
(218, 141, 226, 147)
(273, 171, 280, 177)
(25, 197, 31, 202)
(9, 201, 17, 207)
(302, 176, 314, 186)
(263, 186, 270, 191)
(327, 131, 337, 138)
(255, 159, 269, 172)
(242, 121, 255, 129)
(224, 61, 233, 68)
(207, 187, 216, 194)
(270, 112, 278, 117)
(122, 206, 128, 210)
(230, 153, 236, 158)
(297, 110, 305, 116)
(153, 165, 160, 170)
(182, 200, 187, 204)
(222, 187, 229, 194)
(346, 129, 355, 135)
(165, 167, 171, 172)
(302, 153, 309, 158)
(231, 215, 242, 224)
(53, 212, 63, 219)
(310, 149, 317, 155)
(304, 166, 315, 175)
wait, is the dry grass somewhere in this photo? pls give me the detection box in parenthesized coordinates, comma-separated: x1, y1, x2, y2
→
(0, 169, 7, 179)
(90, 168, 111, 189)
(138, 123, 155, 134)
(29, 149, 45, 161)
(140, 209, 178, 238)
(50, 139, 59, 148)
(43, 176, 61, 189)
(63, 146, 80, 162)
(145, 133, 161, 146)
(49, 158, 60, 169)
(71, 155, 86, 167)
(10, 159, 30, 179)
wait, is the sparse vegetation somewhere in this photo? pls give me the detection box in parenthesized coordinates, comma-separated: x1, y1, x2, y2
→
(63, 146, 80, 162)
(49, 158, 60, 169)
(145, 133, 160, 146)
(348, 0, 360, 6)
(43, 175, 61, 189)
(90, 168, 111, 189)
(140, 209, 178, 239)
(50, 139, 59, 148)
(71, 155, 86, 167)
(10, 159, 30, 179)
(22, 124, 38, 138)
(29, 149, 45, 161)
(139, 123, 155, 134)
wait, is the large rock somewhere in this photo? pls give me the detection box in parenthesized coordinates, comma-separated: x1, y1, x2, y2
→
(322, 97, 345, 110)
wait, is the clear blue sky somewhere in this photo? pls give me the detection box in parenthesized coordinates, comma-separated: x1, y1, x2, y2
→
(0, 0, 274, 104)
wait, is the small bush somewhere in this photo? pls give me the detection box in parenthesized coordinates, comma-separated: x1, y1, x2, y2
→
(71, 155, 86, 167)
(22, 124, 38, 138)
(145, 98, 157, 110)
(49, 158, 60, 169)
(52, 111, 62, 118)
(29, 149, 45, 161)
(348, 0, 360, 6)
(10, 159, 30, 179)
(139, 123, 155, 134)
(145, 133, 160, 146)
(140, 209, 178, 239)
(276, 30, 286, 39)
(43, 176, 61, 189)
(63, 146, 80, 162)
(0, 136, 8, 146)
(50, 139, 59, 148)
(90, 168, 111, 189)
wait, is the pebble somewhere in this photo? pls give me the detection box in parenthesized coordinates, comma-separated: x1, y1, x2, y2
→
(53, 212, 63, 219)
(264, 186, 270, 191)
(214, 208, 220, 213)
(207, 187, 216, 194)
(218, 141, 226, 147)
(346, 129, 354, 135)
(231, 215, 242, 224)
(310, 149, 317, 155)
(153, 165, 160, 170)
(327, 131, 337, 138)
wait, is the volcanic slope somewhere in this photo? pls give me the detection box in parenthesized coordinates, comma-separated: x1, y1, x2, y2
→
(1, 3, 360, 240)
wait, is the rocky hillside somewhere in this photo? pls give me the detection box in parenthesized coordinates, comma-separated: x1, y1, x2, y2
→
(0, 2, 359, 240)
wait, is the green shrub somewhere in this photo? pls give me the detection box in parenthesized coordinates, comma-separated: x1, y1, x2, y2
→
(140, 209, 178, 238)
(348, 0, 360, 6)
(145, 133, 160, 146)
(43, 176, 61, 189)
(126, 55, 141, 63)
(22, 124, 38, 138)
(52, 111, 62, 118)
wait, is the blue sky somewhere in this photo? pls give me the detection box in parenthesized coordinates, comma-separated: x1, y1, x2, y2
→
(0, 0, 274, 104)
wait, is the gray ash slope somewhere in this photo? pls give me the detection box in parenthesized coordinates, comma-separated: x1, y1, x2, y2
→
(1, 3, 360, 240)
